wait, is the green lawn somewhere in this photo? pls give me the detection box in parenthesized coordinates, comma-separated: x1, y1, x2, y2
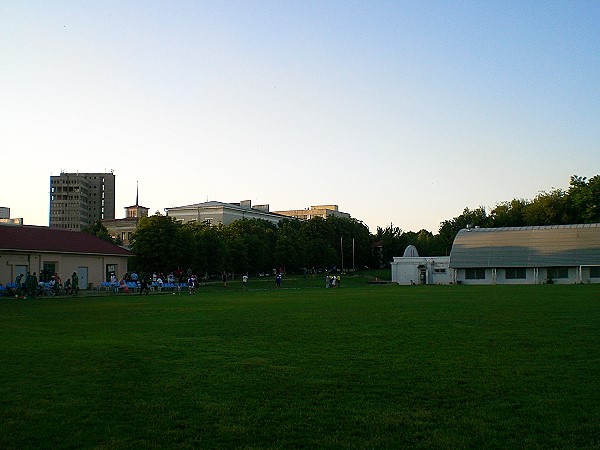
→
(1, 282, 599, 449)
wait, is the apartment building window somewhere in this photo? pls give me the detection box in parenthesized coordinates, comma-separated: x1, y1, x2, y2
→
(505, 268, 526, 279)
(465, 268, 485, 279)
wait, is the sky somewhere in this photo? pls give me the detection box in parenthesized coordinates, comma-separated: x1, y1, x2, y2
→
(1, 1, 599, 233)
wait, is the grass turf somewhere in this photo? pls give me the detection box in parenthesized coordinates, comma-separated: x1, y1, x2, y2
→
(1, 281, 599, 448)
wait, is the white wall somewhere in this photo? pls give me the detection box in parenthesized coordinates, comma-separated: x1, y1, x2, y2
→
(391, 257, 451, 285)
(453, 267, 600, 285)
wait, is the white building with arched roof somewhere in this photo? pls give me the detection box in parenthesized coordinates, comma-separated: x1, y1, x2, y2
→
(449, 224, 600, 284)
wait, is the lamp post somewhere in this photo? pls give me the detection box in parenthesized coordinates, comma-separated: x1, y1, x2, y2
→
(340, 236, 344, 272)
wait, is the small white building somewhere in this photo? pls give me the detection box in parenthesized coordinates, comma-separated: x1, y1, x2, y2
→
(391, 245, 451, 285)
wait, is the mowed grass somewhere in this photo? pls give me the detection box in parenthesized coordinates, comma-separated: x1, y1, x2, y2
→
(1, 281, 599, 449)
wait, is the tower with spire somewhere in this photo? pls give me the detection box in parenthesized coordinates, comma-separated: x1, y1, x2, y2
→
(125, 182, 149, 219)
(102, 182, 149, 247)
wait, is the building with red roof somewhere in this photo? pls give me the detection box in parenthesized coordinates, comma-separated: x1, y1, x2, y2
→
(0, 224, 131, 289)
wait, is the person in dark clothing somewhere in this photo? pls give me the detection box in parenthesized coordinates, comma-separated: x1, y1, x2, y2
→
(140, 278, 150, 295)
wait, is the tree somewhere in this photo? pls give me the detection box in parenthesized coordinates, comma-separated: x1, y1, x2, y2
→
(489, 199, 528, 228)
(129, 215, 185, 276)
(300, 217, 338, 270)
(373, 224, 405, 268)
(195, 224, 227, 276)
(523, 189, 569, 225)
(275, 219, 306, 273)
(568, 175, 600, 223)
(82, 220, 120, 245)
(225, 219, 277, 275)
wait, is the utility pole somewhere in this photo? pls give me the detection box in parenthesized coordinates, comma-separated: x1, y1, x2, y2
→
(352, 238, 355, 272)
(340, 236, 344, 272)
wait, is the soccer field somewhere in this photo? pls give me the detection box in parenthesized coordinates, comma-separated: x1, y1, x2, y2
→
(1, 282, 599, 448)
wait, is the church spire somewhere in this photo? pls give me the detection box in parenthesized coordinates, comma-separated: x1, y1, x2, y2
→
(136, 181, 139, 206)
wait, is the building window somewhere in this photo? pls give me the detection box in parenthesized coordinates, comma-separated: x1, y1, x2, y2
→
(465, 268, 485, 279)
(505, 268, 526, 279)
(547, 267, 569, 279)
(590, 267, 600, 278)
(434, 268, 446, 273)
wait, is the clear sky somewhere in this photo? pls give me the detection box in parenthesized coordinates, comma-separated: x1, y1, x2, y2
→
(1, 1, 599, 233)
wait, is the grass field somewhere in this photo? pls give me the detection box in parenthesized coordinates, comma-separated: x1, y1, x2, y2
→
(1, 278, 599, 449)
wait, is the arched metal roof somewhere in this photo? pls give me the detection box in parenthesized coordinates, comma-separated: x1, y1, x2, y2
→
(449, 224, 600, 268)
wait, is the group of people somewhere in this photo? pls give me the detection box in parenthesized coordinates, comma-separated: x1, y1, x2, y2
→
(109, 271, 182, 296)
(13, 271, 79, 298)
(325, 274, 341, 288)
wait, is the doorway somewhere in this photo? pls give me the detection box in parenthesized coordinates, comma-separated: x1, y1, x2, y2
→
(78, 267, 89, 290)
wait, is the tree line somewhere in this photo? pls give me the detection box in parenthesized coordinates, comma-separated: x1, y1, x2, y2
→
(86, 174, 599, 276)
(128, 215, 374, 277)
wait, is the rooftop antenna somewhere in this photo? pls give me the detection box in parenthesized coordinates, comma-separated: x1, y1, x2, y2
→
(136, 181, 139, 206)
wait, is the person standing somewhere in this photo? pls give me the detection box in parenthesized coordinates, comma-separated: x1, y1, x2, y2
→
(188, 275, 196, 295)
(140, 278, 150, 295)
(242, 274, 248, 290)
(71, 272, 79, 296)
(110, 272, 118, 295)
(29, 272, 39, 298)
(15, 273, 24, 297)
(275, 273, 282, 288)
(222, 271, 227, 287)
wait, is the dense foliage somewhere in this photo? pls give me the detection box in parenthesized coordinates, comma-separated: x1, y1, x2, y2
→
(129, 174, 599, 274)
(129, 215, 374, 276)
(82, 220, 122, 245)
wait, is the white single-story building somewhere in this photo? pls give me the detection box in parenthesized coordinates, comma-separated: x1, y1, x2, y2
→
(391, 245, 451, 285)
(0, 224, 132, 289)
(449, 224, 600, 285)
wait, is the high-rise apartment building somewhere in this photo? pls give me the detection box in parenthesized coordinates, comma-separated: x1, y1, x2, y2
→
(49, 172, 115, 230)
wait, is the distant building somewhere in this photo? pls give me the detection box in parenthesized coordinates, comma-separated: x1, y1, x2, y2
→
(449, 224, 600, 284)
(103, 187, 149, 246)
(0, 206, 23, 225)
(391, 245, 451, 285)
(0, 224, 131, 289)
(49, 172, 116, 230)
(392, 224, 600, 285)
(274, 205, 350, 220)
(165, 200, 284, 226)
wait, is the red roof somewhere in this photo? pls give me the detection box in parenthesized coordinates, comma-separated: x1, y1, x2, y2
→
(0, 225, 132, 256)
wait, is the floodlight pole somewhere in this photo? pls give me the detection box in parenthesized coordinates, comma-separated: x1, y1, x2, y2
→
(340, 236, 344, 272)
